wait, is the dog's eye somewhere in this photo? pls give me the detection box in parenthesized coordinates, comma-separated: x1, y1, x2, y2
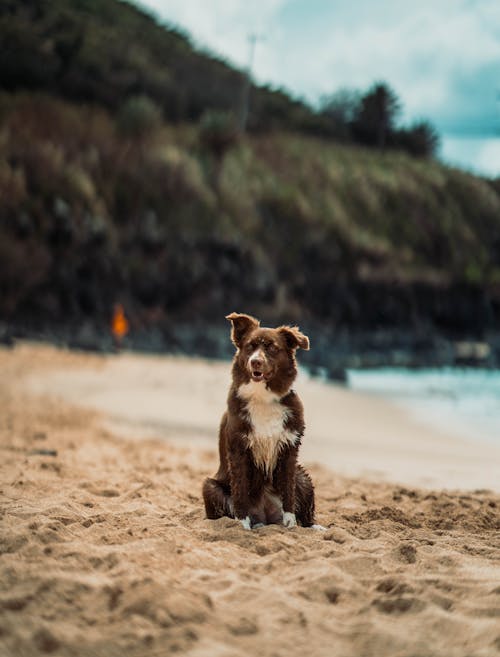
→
(267, 344, 279, 355)
(245, 343, 255, 352)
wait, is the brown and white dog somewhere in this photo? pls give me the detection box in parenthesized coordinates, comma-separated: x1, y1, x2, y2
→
(202, 312, 318, 530)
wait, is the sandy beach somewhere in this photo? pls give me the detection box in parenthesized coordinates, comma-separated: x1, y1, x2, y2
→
(1, 343, 499, 657)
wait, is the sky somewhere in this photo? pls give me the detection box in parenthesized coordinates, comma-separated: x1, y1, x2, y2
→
(136, 0, 500, 177)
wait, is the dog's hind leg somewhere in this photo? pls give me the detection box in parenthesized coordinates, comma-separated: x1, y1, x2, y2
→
(295, 465, 316, 527)
(202, 477, 234, 520)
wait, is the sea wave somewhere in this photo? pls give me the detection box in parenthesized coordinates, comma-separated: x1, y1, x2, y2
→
(347, 368, 500, 444)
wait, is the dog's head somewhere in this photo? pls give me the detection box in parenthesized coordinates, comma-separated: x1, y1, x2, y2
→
(226, 312, 309, 395)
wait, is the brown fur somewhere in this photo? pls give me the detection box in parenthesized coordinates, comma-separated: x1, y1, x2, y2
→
(202, 313, 316, 528)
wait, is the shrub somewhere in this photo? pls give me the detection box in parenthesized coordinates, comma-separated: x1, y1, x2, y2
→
(198, 110, 239, 160)
(117, 95, 162, 140)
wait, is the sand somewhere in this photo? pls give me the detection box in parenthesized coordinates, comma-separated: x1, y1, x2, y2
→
(1, 343, 499, 657)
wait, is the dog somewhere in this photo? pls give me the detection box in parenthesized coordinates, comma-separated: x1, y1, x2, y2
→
(202, 312, 317, 530)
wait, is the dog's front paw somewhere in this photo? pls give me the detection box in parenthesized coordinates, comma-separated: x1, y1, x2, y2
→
(282, 512, 297, 528)
(239, 516, 251, 530)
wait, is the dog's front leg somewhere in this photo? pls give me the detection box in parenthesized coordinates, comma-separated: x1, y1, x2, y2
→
(274, 446, 298, 528)
(228, 442, 252, 529)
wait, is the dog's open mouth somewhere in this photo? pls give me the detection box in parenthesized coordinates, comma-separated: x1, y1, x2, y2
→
(251, 370, 265, 382)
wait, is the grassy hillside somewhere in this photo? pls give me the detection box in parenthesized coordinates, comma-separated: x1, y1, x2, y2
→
(1, 93, 499, 343)
(0, 0, 316, 132)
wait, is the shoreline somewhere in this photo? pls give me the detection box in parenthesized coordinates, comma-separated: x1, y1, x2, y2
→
(21, 342, 500, 492)
(347, 366, 500, 447)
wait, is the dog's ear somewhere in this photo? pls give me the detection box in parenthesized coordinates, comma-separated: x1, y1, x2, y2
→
(226, 312, 260, 348)
(278, 326, 310, 351)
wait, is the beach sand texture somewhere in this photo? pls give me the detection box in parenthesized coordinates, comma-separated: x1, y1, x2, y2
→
(1, 343, 499, 657)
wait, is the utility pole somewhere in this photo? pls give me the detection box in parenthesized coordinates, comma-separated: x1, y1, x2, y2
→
(239, 33, 263, 133)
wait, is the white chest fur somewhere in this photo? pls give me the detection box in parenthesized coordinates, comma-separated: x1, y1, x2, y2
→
(238, 381, 299, 474)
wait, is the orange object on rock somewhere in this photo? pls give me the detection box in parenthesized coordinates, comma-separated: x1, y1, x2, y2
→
(111, 303, 129, 344)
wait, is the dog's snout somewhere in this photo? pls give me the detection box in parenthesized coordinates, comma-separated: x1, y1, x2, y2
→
(250, 356, 264, 369)
(249, 348, 266, 370)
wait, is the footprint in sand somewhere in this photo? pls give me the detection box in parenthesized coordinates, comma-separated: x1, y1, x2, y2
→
(78, 482, 120, 497)
(32, 627, 60, 653)
(0, 532, 28, 554)
(376, 577, 415, 596)
(227, 617, 259, 636)
(373, 577, 425, 615)
(396, 542, 418, 564)
(372, 596, 426, 615)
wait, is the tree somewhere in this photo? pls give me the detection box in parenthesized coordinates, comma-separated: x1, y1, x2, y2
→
(319, 88, 361, 140)
(320, 88, 361, 124)
(352, 82, 401, 149)
(393, 120, 440, 158)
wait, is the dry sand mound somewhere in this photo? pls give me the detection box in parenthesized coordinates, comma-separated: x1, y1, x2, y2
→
(1, 345, 499, 657)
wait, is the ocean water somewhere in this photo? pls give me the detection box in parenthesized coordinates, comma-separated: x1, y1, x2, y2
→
(347, 368, 500, 445)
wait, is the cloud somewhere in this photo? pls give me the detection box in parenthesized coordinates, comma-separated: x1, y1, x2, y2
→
(262, 1, 500, 126)
(137, 0, 287, 69)
(134, 0, 500, 175)
(441, 136, 500, 177)
(475, 139, 500, 177)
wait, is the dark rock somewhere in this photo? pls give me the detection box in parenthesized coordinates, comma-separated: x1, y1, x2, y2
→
(0, 323, 14, 347)
(325, 366, 347, 384)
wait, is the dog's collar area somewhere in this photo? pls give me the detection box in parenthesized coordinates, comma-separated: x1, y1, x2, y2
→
(237, 380, 292, 404)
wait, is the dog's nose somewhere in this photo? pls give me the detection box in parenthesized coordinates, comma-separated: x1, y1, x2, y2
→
(250, 356, 264, 369)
